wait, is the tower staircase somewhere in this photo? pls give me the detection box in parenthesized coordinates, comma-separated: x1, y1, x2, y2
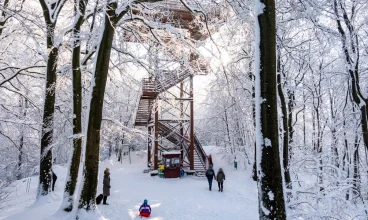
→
(128, 0, 225, 176)
(157, 122, 207, 175)
(134, 59, 205, 126)
(133, 64, 208, 174)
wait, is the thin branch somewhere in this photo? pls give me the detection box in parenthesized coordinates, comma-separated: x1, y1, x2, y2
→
(0, 66, 45, 87)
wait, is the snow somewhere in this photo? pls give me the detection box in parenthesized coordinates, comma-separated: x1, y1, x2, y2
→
(264, 138, 271, 147)
(260, 204, 270, 216)
(267, 191, 274, 201)
(254, 0, 263, 214)
(161, 151, 181, 155)
(0, 165, 67, 220)
(0, 146, 259, 220)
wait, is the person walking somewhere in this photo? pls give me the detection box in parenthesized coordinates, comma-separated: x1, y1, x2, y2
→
(205, 165, 216, 191)
(208, 154, 213, 168)
(103, 168, 111, 205)
(216, 168, 226, 192)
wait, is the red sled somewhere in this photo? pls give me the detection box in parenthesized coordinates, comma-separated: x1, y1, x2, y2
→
(139, 212, 150, 217)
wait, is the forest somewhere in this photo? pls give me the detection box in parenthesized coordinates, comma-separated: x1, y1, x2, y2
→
(1, 0, 368, 219)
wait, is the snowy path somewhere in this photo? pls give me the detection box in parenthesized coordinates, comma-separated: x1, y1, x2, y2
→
(0, 165, 68, 220)
(98, 147, 258, 220)
(0, 146, 258, 220)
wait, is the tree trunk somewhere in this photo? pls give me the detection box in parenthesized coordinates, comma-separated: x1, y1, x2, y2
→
(342, 119, 348, 172)
(315, 94, 323, 188)
(252, 144, 257, 181)
(224, 108, 232, 154)
(18, 135, 24, 180)
(0, 0, 10, 36)
(287, 91, 294, 153)
(78, 2, 117, 210)
(37, 0, 66, 198)
(343, 112, 349, 199)
(63, 0, 88, 211)
(249, 70, 257, 181)
(277, 72, 291, 189)
(333, 0, 368, 151)
(256, 0, 286, 218)
(353, 134, 360, 196)
(38, 23, 59, 196)
(17, 97, 27, 180)
(329, 89, 339, 169)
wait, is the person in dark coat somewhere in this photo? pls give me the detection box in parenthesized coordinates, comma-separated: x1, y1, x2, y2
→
(139, 199, 152, 217)
(216, 168, 225, 192)
(208, 154, 213, 168)
(103, 168, 111, 205)
(52, 170, 57, 191)
(205, 165, 216, 191)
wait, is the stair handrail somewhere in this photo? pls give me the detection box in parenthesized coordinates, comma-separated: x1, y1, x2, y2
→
(142, 78, 156, 94)
(132, 80, 144, 126)
(194, 135, 207, 166)
(158, 121, 189, 154)
(158, 121, 182, 144)
(155, 67, 193, 93)
(159, 122, 207, 170)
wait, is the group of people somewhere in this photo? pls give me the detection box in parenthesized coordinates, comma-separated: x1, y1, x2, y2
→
(100, 154, 226, 217)
(101, 168, 152, 217)
(205, 154, 226, 192)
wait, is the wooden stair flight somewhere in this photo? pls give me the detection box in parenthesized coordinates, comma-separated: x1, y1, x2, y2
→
(157, 121, 207, 174)
(133, 79, 158, 126)
(134, 65, 195, 126)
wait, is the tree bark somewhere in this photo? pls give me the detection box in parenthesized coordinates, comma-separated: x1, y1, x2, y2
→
(0, 0, 10, 36)
(39, 24, 59, 196)
(224, 108, 232, 153)
(249, 70, 257, 181)
(329, 88, 339, 169)
(63, 0, 87, 212)
(256, 0, 286, 218)
(277, 72, 291, 189)
(18, 135, 24, 180)
(37, 0, 65, 198)
(78, 2, 117, 209)
(353, 133, 360, 196)
(17, 97, 27, 180)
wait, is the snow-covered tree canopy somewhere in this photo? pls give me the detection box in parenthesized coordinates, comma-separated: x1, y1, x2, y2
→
(1, 0, 368, 218)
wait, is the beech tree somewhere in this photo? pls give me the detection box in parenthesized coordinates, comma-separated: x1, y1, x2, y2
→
(255, 0, 286, 218)
(62, 0, 88, 211)
(78, 0, 165, 210)
(37, 0, 67, 197)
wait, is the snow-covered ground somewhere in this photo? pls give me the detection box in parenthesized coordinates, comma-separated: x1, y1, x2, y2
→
(0, 146, 258, 220)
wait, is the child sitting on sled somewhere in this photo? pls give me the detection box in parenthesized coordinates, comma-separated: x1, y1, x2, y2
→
(139, 199, 151, 217)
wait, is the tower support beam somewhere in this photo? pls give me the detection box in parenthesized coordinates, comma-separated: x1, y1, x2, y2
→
(154, 103, 159, 170)
(189, 75, 194, 170)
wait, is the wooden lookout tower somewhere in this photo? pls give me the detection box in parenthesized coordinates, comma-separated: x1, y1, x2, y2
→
(132, 1, 225, 175)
